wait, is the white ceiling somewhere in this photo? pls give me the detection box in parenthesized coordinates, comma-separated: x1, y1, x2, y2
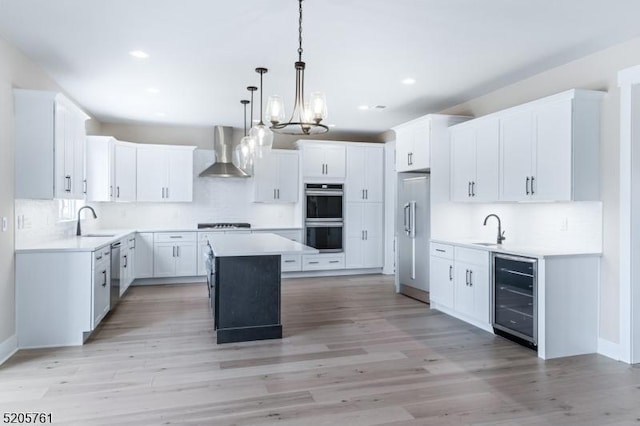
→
(1, 0, 640, 137)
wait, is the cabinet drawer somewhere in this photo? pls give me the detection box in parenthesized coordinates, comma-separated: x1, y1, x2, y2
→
(281, 255, 302, 272)
(155, 232, 196, 243)
(302, 254, 345, 271)
(93, 247, 111, 268)
(454, 247, 489, 266)
(431, 243, 453, 260)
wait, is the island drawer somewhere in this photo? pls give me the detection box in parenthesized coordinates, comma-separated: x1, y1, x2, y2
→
(281, 255, 302, 272)
(302, 254, 345, 271)
(155, 232, 197, 243)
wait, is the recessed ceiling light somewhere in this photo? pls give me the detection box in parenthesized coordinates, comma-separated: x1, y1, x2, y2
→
(155, 112, 166, 117)
(129, 50, 149, 59)
(146, 87, 160, 94)
(401, 78, 416, 85)
(358, 105, 370, 110)
(328, 124, 336, 128)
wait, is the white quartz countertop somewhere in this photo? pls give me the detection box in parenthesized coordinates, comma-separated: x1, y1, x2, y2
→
(431, 238, 602, 258)
(16, 229, 136, 253)
(208, 233, 318, 257)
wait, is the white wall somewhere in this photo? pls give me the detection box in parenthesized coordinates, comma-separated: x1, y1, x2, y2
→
(439, 35, 640, 344)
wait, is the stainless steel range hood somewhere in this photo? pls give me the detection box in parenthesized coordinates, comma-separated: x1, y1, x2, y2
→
(199, 126, 250, 178)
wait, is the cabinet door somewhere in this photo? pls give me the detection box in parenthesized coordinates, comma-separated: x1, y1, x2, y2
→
(533, 99, 573, 201)
(430, 256, 454, 309)
(135, 233, 154, 278)
(454, 263, 475, 319)
(86, 137, 114, 202)
(254, 152, 279, 202)
(323, 145, 346, 178)
(54, 102, 73, 199)
(114, 144, 137, 202)
(72, 115, 87, 198)
(364, 147, 384, 202)
(362, 203, 383, 268)
(174, 242, 197, 276)
(301, 145, 326, 178)
(346, 146, 367, 202)
(92, 261, 110, 327)
(167, 149, 194, 202)
(395, 126, 412, 172)
(276, 151, 299, 203)
(345, 202, 364, 268)
(197, 241, 210, 276)
(500, 111, 534, 201)
(474, 120, 500, 202)
(450, 126, 476, 202)
(469, 263, 490, 324)
(137, 147, 167, 202)
(153, 243, 176, 277)
(120, 244, 130, 296)
(410, 119, 430, 171)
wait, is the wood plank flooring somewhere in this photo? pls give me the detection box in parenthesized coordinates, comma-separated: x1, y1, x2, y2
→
(1, 274, 640, 425)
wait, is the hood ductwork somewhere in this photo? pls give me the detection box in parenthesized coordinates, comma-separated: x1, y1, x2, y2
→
(199, 126, 249, 178)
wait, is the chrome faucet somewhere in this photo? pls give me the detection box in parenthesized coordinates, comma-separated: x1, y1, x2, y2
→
(76, 205, 97, 236)
(483, 214, 506, 245)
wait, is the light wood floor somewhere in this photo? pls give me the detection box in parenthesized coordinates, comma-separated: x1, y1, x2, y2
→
(2, 275, 640, 425)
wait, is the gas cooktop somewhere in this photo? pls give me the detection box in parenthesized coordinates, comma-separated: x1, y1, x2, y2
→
(197, 223, 251, 230)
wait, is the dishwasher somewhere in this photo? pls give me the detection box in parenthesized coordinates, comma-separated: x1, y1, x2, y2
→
(492, 253, 538, 349)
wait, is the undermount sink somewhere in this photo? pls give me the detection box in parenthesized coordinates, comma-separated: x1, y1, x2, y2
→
(81, 234, 115, 238)
(472, 242, 500, 247)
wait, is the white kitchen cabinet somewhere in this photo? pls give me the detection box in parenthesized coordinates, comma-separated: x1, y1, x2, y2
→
(302, 253, 345, 271)
(346, 145, 384, 203)
(135, 233, 154, 278)
(299, 143, 346, 179)
(14, 89, 89, 200)
(429, 243, 454, 309)
(86, 137, 137, 202)
(153, 232, 197, 277)
(453, 247, 490, 325)
(92, 247, 111, 328)
(450, 119, 499, 202)
(250, 229, 304, 272)
(499, 90, 603, 202)
(345, 202, 383, 268)
(120, 235, 136, 294)
(137, 145, 196, 202)
(254, 150, 299, 203)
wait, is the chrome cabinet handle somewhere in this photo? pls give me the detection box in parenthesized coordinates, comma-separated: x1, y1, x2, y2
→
(530, 176, 535, 195)
(65, 175, 71, 192)
(176, 246, 180, 257)
(362, 189, 365, 199)
(365, 189, 368, 199)
(284, 260, 295, 263)
(102, 270, 107, 287)
(96, 254, 103, 260)
(110, 186, 113, 197)
(123, 254, 128, 268)
(172, 246, 176, 257)
(365, 230, 368, 240)
(274, 189, 277, 199)
(469, 270, 473, 286)
(329, 260, 340, 264)
(468, 182, 472, 197)
(165, 187, 169, 199)
(361, 230, 365, 240)
(169, 236, 183, 239)
(83, 179, 87, 194)
(465, 269, 470, 285)
(309, 261, 320, 264)
(277, 189, 280, 199)
(526, 177, 530, 195)
(471, 181, 476, 197)
(117, 186, 120, 198)
(449, 265, 453, 281)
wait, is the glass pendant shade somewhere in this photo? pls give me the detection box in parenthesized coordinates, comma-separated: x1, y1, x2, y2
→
(310, 92, 327, 122)
(249, 123, 273, 158)
(266, 95, 286, 125)
(239, 135, 256, 169)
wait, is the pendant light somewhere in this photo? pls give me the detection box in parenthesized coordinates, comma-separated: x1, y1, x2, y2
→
(249, 67, 274, 157)
(266, 0, 328, 135)
(234, 99, 253, 172)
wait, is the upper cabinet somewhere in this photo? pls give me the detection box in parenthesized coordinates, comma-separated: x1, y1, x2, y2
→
(393, 114, 471, 172)
(137, 145, 195, 202)
(254, 149, 299, 203)
(86, 137, 137, 202)
(14, 89, 89, 200)
(299, 142, 346, 180)
(450, 119, 500, 202)
(499, 90, 604, 202)
(346, 145, 384, 203)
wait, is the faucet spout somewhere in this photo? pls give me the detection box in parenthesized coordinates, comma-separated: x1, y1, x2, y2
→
(483, 214, 506, 245)
(76, 205, 98, 236)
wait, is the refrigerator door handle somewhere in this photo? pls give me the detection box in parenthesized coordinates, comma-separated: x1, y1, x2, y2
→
(403, 203, 410, 235)
(409, 201, 416, 239)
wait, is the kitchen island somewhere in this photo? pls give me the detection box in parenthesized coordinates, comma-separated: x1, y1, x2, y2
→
(207, 233, 318, 343)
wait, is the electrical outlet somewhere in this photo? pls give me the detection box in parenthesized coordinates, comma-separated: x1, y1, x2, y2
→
(2, 217, 7, 232)
(559, 217, 569, 232)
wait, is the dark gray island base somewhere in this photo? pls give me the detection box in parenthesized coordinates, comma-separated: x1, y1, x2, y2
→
(214, 255, 282, 344)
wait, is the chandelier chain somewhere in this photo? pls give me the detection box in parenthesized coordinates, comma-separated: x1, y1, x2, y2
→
(298, 0, 303, 61)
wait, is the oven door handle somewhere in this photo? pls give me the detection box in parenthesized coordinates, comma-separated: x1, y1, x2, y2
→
(305, 190, 344, 196)
(305, 222, 343, 228)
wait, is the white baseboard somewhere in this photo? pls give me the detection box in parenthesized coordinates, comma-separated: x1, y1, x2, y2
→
(132, 277, 206, 286)
(0, 334, 18, 366)
(283, 268, 383, 279)
(597, 337, 621, 361)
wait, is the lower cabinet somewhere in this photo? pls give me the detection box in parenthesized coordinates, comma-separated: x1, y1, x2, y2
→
(92, 247, 111, 328)
(135, 232, 154, 278)
(302, 253, 345, 271)
(252, 229, 304, 272)
(153, 232, 197, 277)
(345, 202, 383, 269)
(429, 243, 490, 330)
(120, 235, 136, 295)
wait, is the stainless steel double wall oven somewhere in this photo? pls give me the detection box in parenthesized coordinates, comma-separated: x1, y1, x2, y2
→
(304, 183, 343, 253)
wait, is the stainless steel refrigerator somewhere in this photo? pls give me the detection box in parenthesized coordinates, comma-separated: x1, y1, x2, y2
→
(397, 173, 430, 303)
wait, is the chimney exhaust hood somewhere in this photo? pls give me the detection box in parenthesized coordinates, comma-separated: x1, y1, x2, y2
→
(199, 126, 250, 178)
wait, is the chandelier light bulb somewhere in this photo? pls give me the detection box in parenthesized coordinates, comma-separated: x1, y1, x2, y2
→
(310, 92, 327, 122)
(266, 95, 285, 125)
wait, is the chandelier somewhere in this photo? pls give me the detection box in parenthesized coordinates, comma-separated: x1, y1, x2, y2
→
(266, 0, 328, 135)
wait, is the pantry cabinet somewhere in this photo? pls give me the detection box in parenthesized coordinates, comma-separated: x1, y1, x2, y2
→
(346, 145, 384, 203)
(14, 89, 89, 200)
(345, 202, 383, 268)
(450, 119, 499, 202)
(137, 145, 196, 202)
(253, 150, 299, 203)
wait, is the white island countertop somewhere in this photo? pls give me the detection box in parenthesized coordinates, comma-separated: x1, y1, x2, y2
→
(208, 233, 318, 257)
